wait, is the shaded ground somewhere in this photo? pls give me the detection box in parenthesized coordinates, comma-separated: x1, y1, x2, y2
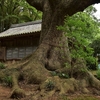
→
(0, 83, 100, 100)
(0, 84, 11, 100)
(1, 62, 100, 100)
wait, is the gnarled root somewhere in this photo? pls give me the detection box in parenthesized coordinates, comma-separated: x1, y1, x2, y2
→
(10, 72, 25, 99)
(10, 88, 25, 99)
(88, 72, 100, 88)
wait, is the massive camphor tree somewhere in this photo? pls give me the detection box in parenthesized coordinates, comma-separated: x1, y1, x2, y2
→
(1, 0, 100, 99)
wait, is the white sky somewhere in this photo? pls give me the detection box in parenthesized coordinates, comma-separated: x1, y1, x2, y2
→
(94, 3, 100, 19)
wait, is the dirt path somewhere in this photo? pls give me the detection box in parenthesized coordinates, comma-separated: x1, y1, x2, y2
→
(0, 84, 12, 100)
(0, 83, 38, 100)
(0, 83, 100, 100)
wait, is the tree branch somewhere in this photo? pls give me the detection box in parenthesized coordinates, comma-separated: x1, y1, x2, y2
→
(26, 0, 100, 15)
(61, 0, 100, 15)
(26, 0, 44, 11)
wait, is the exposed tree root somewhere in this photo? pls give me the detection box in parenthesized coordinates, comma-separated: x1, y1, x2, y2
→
(0, 51, 100, 99)
(88, 72, 100, 89)
(1, 64, 100, 99)
(10, 72, 25, 98)
(10, 88, 25, 99)
(30, 74, 100, 100)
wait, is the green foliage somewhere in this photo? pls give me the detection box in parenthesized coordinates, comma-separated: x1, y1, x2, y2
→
(62, 96, 69, 100)
(45, 80, 55, 91)
(51, 71, 57, 76)
(85, 6, 97, 15)
(57, 6, 100, 69)
(51, 71, 69, 79)
(96, 69, 100, 79)
(3, 76, 12, 87)
(0, 62, 5, 69)
(91, 37, 100, 58)
(73, 96, 98, 100)
(61, 95, 98, 100)
(90, 37, 100, 69)
(80, 68, 87, 73)
(0, 0, 42, 32)
(58, 73, 69, 78)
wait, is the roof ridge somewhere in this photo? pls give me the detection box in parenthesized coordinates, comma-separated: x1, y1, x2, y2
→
(11, 20, 42, 28)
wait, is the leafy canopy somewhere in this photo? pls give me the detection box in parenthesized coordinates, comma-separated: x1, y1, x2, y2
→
(58, 6, 100, 67)
(0, 0, 42, 32)
(91, 36, 100, 58)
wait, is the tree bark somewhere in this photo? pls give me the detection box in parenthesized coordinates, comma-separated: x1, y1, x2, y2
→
(1, 0, 100, 99)
(25, 1, 100, 71)
(25, 0, 100, 70)
(25, 0, 100, 90)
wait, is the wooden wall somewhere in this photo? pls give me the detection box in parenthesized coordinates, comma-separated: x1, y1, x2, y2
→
(6, 46, 37, 60)
(0, 33, 40, 60)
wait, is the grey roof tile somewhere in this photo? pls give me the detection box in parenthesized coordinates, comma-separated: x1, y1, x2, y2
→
(0, 20, 42, 37)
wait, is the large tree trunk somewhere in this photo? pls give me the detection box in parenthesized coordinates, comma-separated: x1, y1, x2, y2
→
(21, 1, 72, 80)
(1, 0, 100, 99)
(25, 0, 100, 73)
(22, 7, 71, 82)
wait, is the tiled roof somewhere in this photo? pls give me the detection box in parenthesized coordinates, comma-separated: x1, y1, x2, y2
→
(0, 20, 42, 38)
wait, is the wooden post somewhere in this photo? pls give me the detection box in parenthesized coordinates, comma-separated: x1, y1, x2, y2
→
(0, 47, 6, 61)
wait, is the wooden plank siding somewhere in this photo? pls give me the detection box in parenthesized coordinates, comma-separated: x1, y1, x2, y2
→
(6, 46, 37, 60)
(0, 20, 41, 61)
(0, 33, 40, 61)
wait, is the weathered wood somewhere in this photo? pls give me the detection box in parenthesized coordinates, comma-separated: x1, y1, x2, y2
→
(0, 47, 6, 61)
(0, 34, 40, 60)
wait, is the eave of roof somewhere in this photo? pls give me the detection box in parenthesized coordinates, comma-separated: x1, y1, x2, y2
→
(0, 20, 42, 38)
